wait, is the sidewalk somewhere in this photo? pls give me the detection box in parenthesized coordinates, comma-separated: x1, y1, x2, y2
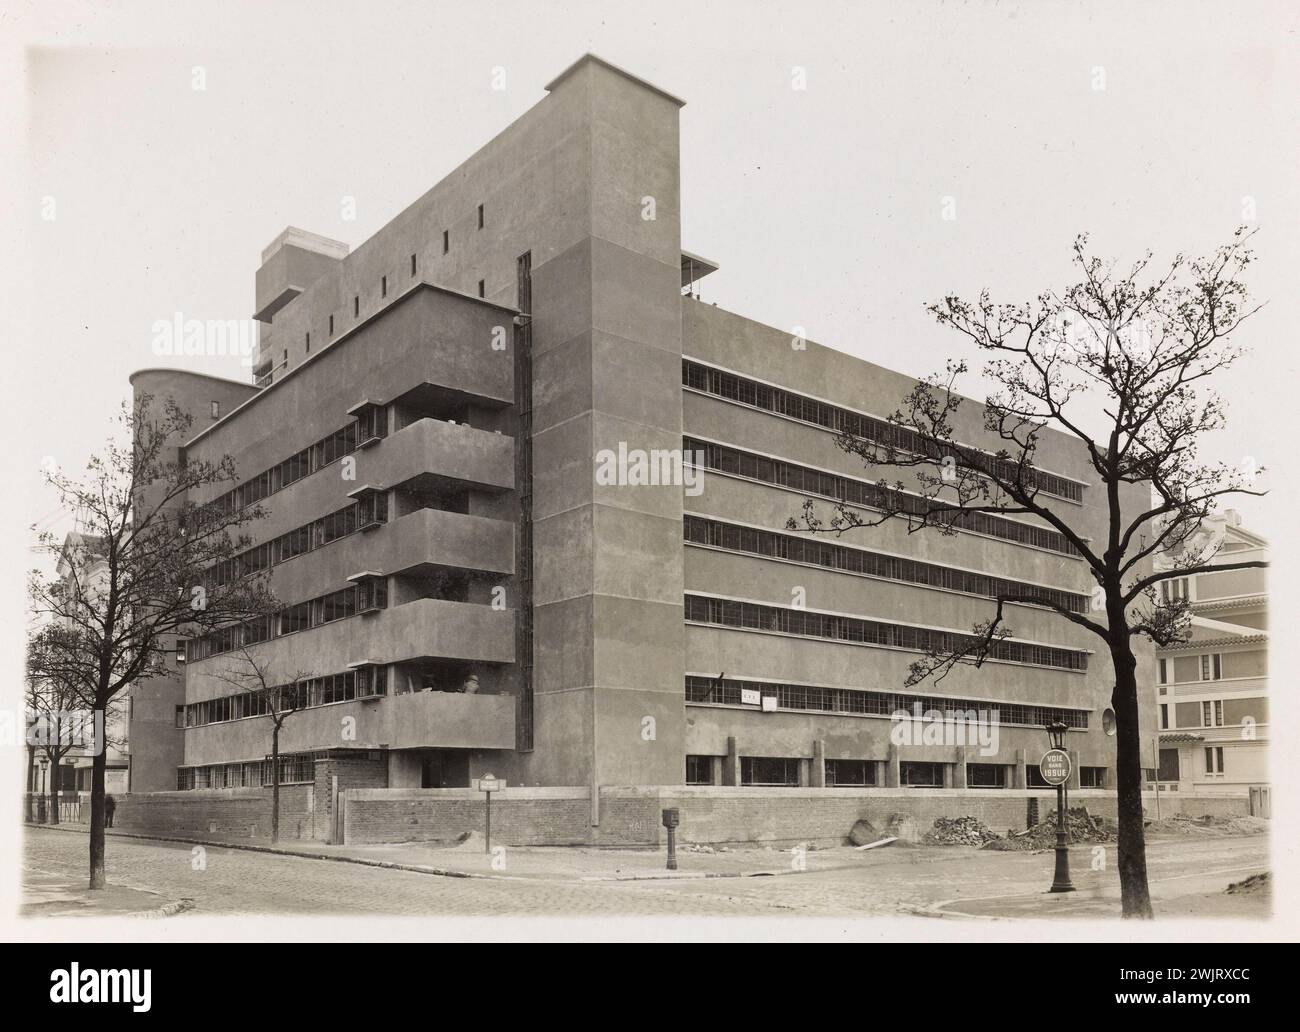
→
(21, 865, 193, 919)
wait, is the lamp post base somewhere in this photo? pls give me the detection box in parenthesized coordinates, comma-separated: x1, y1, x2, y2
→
(1049, 836, 1076, 893)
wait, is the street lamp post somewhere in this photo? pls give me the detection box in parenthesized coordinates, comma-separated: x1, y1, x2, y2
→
(1043, 721, 1075, 893)
(38, 757, 49, 824)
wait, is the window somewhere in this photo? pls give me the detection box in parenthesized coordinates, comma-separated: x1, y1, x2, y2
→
(353, 295, 359, 317)
(1205, 746, 1225, 776)
(355, 402, 388, 444)
(356, 575, 388, 613)
(410, 253, 417, 276)
(967, 763, 1007, 788)
(381, 275, 387, 298)
(826, 759, 877, 787)
(900, 761, 945, 788)
(329, 314, 334, 335)
(740, 757, 800, 786)
(1200, 653, 1222, 681)
(210, 400, 220, 419)
(684, 594, 1087, 672)
(355, 488, 389, 529)
(684, 675, 1089, 729)
(1201, 700, 1224, 728)
(684, 437, 1078, 556)
(685, 755, 713, 785)
(1160, 703, 1169, 730)
(175, 705, 185, 729)
(477, 203, 484, 229)
(1161, 577, 1190, 603)
(1025, 766, 1053, 789)
(684, 515, 1088, 613)
(442, 229, 449, 254)
(305, 331, 311, 353)
(1158, 658, 1167, 684)
(681, 360, 1083, 503)
(1080, 766, 1106, 788)
(478, 279, 486, 298)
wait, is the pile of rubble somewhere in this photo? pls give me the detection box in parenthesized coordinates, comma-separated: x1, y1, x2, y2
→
(923, 815, 1001, 846)
(983, 807, 1117, 851)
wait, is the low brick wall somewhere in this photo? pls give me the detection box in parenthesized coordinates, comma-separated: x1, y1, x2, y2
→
(58, 786, 317, 842)
(342, 787, 592, 845)
(46, 784, 1253, 848)
(341, 786, 1253, 847)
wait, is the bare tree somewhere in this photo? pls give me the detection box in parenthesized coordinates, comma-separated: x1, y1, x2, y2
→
(28, 394, 277, 889)
(212, 645, 311, 844)
(790, 228, 1266, 918)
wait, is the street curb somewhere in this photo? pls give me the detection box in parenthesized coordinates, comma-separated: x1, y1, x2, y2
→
(26, 824, 845, 883)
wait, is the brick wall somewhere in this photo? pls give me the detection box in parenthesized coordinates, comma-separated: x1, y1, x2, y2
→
(342, 788, 592, 845)
(66, 786, 315, 842)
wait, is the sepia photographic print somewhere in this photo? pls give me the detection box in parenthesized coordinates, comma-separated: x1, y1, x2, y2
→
(3, 0, 1297, 987)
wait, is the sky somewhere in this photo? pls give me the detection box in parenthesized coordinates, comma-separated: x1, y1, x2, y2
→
(4, 0, 1296, 581)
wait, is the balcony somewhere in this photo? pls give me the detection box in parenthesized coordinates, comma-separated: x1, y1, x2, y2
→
(375, 416, 514, 492)
(183, 689, 515, 764)
(362, 597, 515, 665)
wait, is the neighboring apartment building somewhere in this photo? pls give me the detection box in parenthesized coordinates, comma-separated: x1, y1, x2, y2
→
(1154, 511, 1268, 799)
(126, 54, 1155, 805)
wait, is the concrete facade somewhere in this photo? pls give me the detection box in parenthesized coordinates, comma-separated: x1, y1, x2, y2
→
(126, 54, 1156, 831)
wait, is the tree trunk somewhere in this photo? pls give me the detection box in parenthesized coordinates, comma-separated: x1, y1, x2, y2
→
(48, 759, 60, 825)
(25, 745, 34, 823)
(88, 740, 107, 889)
(270, 725, 280, 845)
(1110, 642, 1153, 918)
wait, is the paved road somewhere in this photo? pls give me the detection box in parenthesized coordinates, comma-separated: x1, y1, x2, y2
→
(23, 827, 1269, 919)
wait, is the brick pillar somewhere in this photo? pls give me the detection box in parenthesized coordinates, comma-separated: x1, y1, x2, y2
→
(722, 736, 740, 786)
(954, 746, 968, 789)
(886, 744, 900, 788)
(811, 740, 826, 788)
(1012, 748, 1027, 789)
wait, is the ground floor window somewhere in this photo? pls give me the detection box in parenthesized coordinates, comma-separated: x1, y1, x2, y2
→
(740, 756, 801, 786)
(1026, 766, 1054, 788)
(825, 759, 877, 786)
(966, 763, 1008, 788)
(685, 755, 715, 785)
(1205, 746, 1225, 776)
(899, 761, 945, 788)
(1080, 766, 1106, 788)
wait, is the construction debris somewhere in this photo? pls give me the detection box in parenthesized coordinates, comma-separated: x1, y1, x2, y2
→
(983, 808, 1117, 851)
(924, 815, 1001, 846)
(854, 836, 898, 852)
(1146, 814, 1270, 838)
(848, 819, 882, 847)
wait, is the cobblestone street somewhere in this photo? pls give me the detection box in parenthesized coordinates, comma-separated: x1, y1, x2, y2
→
(21, 825, 1270, 922)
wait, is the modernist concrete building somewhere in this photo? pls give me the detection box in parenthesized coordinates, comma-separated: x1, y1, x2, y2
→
(1153, 512, 1269, 804)
(126, 54, 1155, 808)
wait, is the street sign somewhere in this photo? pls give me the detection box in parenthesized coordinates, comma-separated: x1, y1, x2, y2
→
(473, 775, 506, 793)
(1039, 749, 1071, 786)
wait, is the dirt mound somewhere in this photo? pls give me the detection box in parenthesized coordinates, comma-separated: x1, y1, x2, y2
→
(982, 807, 1116, 851)
(924, 815, 1001, 846)
(1146, 814, 1270, 838)
(1226, 872, 1270, 896)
